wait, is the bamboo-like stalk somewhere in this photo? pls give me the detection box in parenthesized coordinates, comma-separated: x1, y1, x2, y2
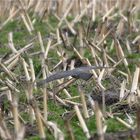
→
(0, 62, 17, 82)
(65, 95, 80, 100)
(120, 80, 126, 101)
(95, 102, 104, 140)
(130, 67, 140, 93)
(30, 98, 46, 139)
(74, 105, 90, 139)
(126, 39, 132, 54)
(0, 105, 11, 139)
(38, 31, 48, 121)
(29, 58, 36, 89)
(41, 118, 64, 140)
(116, 19, 125, 37)
(7, 57, 19, 70)
(64, 19, 77, 35)
(64, 100, 82, 106)
(92, 0, 96, 21)
(78, 25, 84, 55)
(41, 54, 48, 121)
(58, 0, 74, 27)
(15, 125, 25, 140)
(85, 58, 98, 79)
(4, 53, 20, 65)
(71, 1, 93, 26)
(48, 91, 68, 107)
(102, 5, 116, 21)
(56, 28, 61, 44)
(8, 32, 17, 53)
(0, 9, 20, 30)
(45, 38, 52, 59)
(5, 79, 20, 93)
(11, 92, 20, 135)
(64, 119, 75, 140)
(38, 31, 45, 53)
(18, 0, 34, 31)
(88, 45, 100, 74)
(57, 0, 64, 17)
(20, 13, 32, 34)
(115, 39, 131, 80)
(22, 58, 35, 124)
(116, 117, 133, 129)
(4, 42, 33, 65)
(78, 86, 89, 119)
(21, 58, 30, 81)
(54, 78, 75, 96)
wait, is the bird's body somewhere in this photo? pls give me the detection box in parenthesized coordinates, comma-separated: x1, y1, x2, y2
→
(37, 66, 112, 86)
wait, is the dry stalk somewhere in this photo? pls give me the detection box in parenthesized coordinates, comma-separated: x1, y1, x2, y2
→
(41, 54, 48, 121)
(4, 53, 20, 65)
(21, 58, 30, 81)
(88, 45, 100, 74)
(64, 119, 75, 140)
(48, 91, 68, 107)
(64, 19, 77, 35)
(56, 28, 61, 44)
(78, 25, 84, 55)
(0, 112, 11, 139)
(130, 67, 140, 93)
(116, 117, 133, 130)
(30, 98, 46, 139)
(126, 39, 132, 54)
(78, 86, 89, 119)
(22, 58, 35, 123)
(7, 57, 19, 70)
(8, 32, 18, 53)
(43, 120, 64, 140)
(64, 100, 82, 106)
(97, 28, 112, 48)
(15, 125, 25, 140)
(17, 42, 34, 54)
(38, 31, 45, 53)
(128, 67, 140, 103)
(54, 78, 76, 95)
(0, 9, 20, 30)
(85, 58, 98, 79)
(5, 79, 19, 93)
(20, 13, 32, 34)
(74, 105, 90, 139)
(102, 5, 116, 21)
(94, 101, 104, 140)
(92, 0, 96, 21)
(45, 38, 52, 59)
(0, 62, 17, 82)
(120, 80, 127, 101)
(114, 39, 131, 78)
(65, 96, 80, 100)
(29, 58, 36, 88)
(71, 1, 93, 27)
(56, 0, 64, 17)
(4, 42, 33, 65)
(57, 0, 74, 28)
(18, 0, 34, 31)
(11, 91, 20, 135)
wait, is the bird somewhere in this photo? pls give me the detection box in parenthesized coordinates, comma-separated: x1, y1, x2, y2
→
(37, 66, 112, 86)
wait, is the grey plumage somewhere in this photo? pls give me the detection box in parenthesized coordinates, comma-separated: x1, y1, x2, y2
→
(37, 66, 111, 86)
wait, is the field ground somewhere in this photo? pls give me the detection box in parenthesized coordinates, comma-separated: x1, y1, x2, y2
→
(0, 0, 140, 140)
